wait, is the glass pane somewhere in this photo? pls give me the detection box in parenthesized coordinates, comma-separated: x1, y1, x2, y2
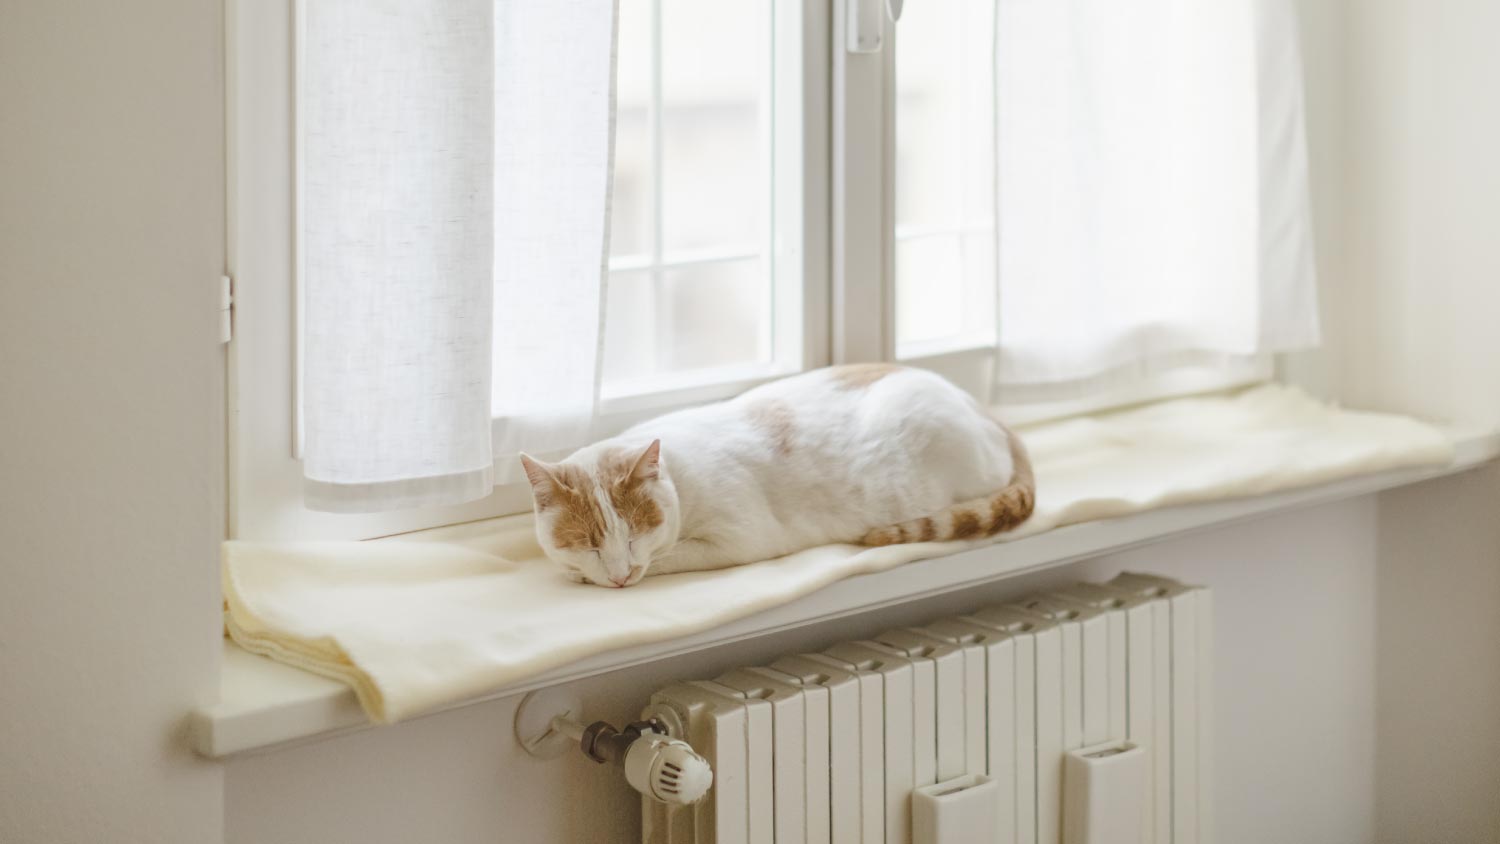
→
(658, 260, 768, 372)
(602, 270, 658, 384)
(603, 0, 801, 393)
(959, 231, 998, 340)
(611, 0, 654, 259)
(603, 259, 769, 386)
(896, 5, 962, 230)
(660, 0, 765, 252)
(896, 235, 964, 345)
(895, 0, 997, 352)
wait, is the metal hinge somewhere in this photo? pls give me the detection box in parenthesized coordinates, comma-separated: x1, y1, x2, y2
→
(219, 274, 234, 344)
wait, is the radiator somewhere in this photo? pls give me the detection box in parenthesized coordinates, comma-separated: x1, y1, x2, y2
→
(640, 572, 1213, 844)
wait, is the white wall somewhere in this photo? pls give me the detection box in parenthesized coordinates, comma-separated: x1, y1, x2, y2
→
(1337, 3, 1500, 840)
(0, 2, 227, 842)
(1376, 465, 1500, 844)
(1340, 0, 1500, 427)
(226, 499, 1382, 844)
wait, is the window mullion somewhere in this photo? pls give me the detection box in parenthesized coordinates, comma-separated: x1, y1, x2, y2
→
(647, 0, 665, 376)
(793, 0, 830, 373)
(830, 0, 895, 365)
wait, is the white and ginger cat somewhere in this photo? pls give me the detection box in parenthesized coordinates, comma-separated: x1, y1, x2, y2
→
(520, 364, 1034, 588)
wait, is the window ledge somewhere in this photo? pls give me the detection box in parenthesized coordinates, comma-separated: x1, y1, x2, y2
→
(192, 425, 1500, 759)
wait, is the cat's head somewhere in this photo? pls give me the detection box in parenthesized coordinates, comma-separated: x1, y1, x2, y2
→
(519, 440, 679, 588)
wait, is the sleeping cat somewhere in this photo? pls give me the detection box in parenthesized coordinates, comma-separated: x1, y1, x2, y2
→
(520, 363, 1034, 587)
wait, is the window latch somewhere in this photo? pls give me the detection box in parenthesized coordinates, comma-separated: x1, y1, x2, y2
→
(220, 274, 234, 344)
(847, 0, 900, 53)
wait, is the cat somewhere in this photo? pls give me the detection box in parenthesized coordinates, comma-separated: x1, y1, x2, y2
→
(520, 363, 1034, 588)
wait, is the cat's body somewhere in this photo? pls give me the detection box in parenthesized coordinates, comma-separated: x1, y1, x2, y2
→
(521, 364, 1034, 587)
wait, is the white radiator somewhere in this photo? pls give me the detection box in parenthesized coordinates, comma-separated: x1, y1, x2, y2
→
(641, 573, 1213, 844)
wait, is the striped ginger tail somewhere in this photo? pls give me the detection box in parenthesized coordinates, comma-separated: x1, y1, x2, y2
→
(862, 425, 1035, 547)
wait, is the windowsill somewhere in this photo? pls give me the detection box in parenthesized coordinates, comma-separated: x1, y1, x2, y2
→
(192, 425, 1500, 759)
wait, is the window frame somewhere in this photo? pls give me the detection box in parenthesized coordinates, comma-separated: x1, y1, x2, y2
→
(227, 0, 829, 541)
(598, 0, 831, 415)
(228, 0, 1267, 542)
(600, 0, 828, 404)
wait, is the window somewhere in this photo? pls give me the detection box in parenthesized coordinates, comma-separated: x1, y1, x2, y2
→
(229, 0, 827, 540)
(603, 0, 814, 402)
(230, 0, 1315, 539)
(882, 0, 1305, 418)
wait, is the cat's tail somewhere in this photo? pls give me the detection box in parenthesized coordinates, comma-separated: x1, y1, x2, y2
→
(862, 424, 1035, 547)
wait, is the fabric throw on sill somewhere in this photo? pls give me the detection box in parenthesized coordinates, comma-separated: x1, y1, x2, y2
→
(222, 385, 1453, 723)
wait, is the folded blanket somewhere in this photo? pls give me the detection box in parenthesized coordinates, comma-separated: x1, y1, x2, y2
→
(223, 385, 1453, 722)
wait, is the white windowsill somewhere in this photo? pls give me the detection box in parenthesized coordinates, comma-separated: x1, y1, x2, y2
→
(192, 426, 1500, 759)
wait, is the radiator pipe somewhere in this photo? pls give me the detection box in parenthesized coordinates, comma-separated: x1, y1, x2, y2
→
(554, 717, 661, 764)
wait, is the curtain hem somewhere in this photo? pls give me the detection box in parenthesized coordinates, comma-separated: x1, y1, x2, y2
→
(304, 465, 495, 514)
(995, 348, 1271, 404)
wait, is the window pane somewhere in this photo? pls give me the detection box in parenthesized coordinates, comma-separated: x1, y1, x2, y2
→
(603, 259, 769, 386)
(896, 235, 963, 344)
(895, 0, 997, 353)
(602, 269, 657, 384)
(604, 0, 801, 392)
(611, 10, 654, 262)
(661, 0, 763, 252)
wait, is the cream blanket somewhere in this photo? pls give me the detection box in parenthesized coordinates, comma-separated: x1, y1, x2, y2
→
(223, 385, 1453, 722)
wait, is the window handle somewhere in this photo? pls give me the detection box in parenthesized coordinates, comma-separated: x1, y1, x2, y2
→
(847, 0, 887, 53)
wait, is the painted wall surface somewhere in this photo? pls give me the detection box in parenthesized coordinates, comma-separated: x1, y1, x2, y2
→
(1338, 2, 1500, 841)
(1341, 0, 1500, 427)
(0, 2, 227, 842)
(1376, 465, 1500, 844)
(226, 499, 1381, 844)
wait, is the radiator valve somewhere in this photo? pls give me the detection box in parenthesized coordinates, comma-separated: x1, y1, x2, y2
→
(623, 728, 713, 806)
(576, 719, 712, 807)
(515, 690, 711, 807)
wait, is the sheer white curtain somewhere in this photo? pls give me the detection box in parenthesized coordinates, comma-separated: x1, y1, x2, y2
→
(993, 0, 1320, 399)
(301, 0, 616, 513)
(490, 2, 616, 463)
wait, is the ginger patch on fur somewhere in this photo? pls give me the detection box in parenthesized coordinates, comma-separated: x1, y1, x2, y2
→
(830, 362, 902, 389)
(599, 447, 665, 533)
(747, 398, 797, 456)
(858, 422, 1037, 548)
(545, 466, 607, 550)
(951, 509, 984, 539)
(989, 486, 1032, 533)
(917, 517, 937, 541)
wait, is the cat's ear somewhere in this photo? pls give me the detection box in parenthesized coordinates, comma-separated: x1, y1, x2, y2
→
(628, 439, 662, 484)
(519, 453, 561, 507)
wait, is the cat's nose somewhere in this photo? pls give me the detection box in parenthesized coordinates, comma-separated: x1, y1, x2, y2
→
(609, 574, 630, 587)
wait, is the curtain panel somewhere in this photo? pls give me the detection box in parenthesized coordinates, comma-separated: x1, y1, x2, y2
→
(301, 0, 617, 513)
(993, 0, 1320, 399)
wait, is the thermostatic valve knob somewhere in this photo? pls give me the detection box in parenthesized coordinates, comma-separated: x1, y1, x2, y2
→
(624, 730, 713, 807)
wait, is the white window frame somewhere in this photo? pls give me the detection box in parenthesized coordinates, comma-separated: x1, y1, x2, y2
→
(229, 0, 1265, 542)
(599, 0, 829, 412)
(227, 0, 828, 541)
